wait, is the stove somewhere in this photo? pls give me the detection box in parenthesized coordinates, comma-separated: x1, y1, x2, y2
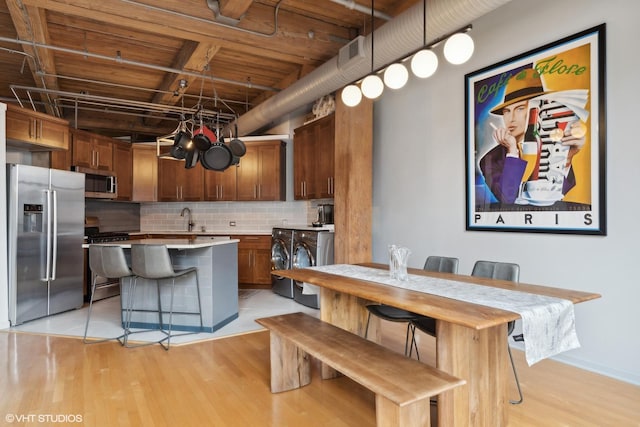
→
(86, 231, 130, 243)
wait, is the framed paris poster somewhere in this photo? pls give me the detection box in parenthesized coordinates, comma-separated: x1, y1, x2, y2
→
(465, 24, 606, 235)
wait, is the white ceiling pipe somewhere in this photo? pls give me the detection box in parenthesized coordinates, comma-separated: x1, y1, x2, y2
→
(329, 0, 392, 21)
(234, 0, 512, 136)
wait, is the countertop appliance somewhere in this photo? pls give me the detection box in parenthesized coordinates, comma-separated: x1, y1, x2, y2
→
(84, 217, 130, 302)
(292, 229, 334, 309)
(7, 164, 85, 325)
(271, 228, 294, 298)
(312, 204, 334, 227)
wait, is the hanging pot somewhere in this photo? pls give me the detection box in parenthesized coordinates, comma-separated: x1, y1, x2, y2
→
(170, 130, 191, 159)
(184, 148, 199, 169)
(229, 124, 246, 157)
(192, 125, 216, 151)
(229, 138, 246, 157)
(201, 142, 233, 171)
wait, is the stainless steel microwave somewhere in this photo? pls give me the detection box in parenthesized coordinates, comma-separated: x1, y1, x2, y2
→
(72, 166, 117, 199)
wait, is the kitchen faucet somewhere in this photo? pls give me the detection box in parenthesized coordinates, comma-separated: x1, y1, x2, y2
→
(180, 207, 194, 232)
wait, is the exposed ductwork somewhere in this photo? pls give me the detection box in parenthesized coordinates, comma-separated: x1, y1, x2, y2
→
(234, 0, 513, 136)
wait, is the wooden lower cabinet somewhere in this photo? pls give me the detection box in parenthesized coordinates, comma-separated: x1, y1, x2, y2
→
(233, 235, 272, 288)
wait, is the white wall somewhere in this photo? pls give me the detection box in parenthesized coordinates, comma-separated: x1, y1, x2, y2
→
(372, 0, 639, 384)
(0, 104, 8, 329)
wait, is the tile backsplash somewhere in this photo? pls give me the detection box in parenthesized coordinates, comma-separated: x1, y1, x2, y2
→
(140, 200, 317, 233)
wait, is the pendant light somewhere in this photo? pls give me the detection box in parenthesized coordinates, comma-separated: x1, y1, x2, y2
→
(410, 0, 438, 78)
(361, 0, 384, 99)
(383, 62, 409, 89)
(341, 84, 362, 107)
(443, 32, 475, 65)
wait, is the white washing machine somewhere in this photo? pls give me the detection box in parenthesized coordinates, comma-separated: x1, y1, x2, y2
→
(292, 228, 335, 309)
(271, 228, 294, 298)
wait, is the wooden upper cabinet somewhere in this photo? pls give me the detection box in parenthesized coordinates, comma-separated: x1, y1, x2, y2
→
(6, 104, 69, 151)
(157, 157, 204, 202)
(294, 114, 335, 200)
(204, 166, 238, 201)
(293, 123, 316, 200)
(71, 129, 113, 171)
(113, 141, 133, 201)
(236, 140, 286, 201)
(132, 145, 158, 202)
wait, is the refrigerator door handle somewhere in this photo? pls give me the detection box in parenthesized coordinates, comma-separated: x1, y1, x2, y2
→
(44, 189, 52, 281)
(51, 190, 58, 280)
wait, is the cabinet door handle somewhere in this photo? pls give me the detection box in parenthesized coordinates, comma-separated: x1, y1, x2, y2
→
(37, 120, 43, 139)
(254, 185, 257, 199)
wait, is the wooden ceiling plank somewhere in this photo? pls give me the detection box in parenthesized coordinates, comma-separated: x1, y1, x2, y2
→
(20, 0, 351, 65)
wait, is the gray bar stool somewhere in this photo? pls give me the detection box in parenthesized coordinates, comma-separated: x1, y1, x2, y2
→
(128, 244, 203, 350)
(83, 245, 135, 344)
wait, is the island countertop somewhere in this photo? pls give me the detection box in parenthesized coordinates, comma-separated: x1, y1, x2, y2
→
(83, 237, 239, 249)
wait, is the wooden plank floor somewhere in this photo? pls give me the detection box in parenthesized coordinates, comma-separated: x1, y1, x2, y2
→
(1, 321, 639, 426)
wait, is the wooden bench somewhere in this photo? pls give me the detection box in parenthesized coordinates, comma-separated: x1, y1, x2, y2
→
(256, 312, 465, 427)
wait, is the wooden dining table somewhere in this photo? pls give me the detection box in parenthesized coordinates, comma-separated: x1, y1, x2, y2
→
(274, 263, 600, 427)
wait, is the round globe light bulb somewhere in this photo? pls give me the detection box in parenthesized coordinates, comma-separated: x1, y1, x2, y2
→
(443, 32, 474, 65)
(410, 49, 439, 78)
(383, 63, 409, 89)
(361, 74, 384, 99)
(341, 84, 362, 107)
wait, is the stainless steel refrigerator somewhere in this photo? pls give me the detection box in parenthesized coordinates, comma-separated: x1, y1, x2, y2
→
(7, 164, 85, 325)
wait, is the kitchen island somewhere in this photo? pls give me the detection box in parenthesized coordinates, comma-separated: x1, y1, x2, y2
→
(87, 237, 239, 333)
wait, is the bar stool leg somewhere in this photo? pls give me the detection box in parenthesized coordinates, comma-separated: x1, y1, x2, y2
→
(84, 275, 126, 345)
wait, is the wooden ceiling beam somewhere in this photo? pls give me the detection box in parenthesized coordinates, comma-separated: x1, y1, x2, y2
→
(217, 0, 253, 20)
(145, 41, 221, 126)
(6, 0, 60, 116)
(19, 0, 351, 66)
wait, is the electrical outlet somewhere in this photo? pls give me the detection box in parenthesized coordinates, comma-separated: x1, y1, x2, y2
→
(229, 221, 236, 227)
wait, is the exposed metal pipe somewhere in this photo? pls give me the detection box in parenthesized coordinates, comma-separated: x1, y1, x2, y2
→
(233, 0, 513, 135)
(0, 35, 279, 93)
(122, 0, 285, 38)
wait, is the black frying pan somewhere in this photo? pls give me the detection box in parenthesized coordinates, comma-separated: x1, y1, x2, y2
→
(201, 143, 233, 171)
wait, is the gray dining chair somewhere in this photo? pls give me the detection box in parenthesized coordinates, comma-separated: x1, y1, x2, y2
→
(83, 245, 135, 344)
(412, 259, 524, 404)
(364, 255, 459, 360)
(127, 244, 203, 350)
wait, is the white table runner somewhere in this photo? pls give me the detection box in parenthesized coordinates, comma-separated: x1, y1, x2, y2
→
(306, 264, 580, 365)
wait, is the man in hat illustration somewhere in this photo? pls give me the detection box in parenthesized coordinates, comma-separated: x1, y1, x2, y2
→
(479, 67, 584, 204)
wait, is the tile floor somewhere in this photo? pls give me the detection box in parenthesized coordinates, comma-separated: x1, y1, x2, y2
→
(8, 290, 319, 345)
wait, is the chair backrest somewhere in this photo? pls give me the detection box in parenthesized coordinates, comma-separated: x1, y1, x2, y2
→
(424, 256, 459, 274)
(131, 244, 175, 279)
(89, 245, 133, 279)
(471, 260, 519, 282)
